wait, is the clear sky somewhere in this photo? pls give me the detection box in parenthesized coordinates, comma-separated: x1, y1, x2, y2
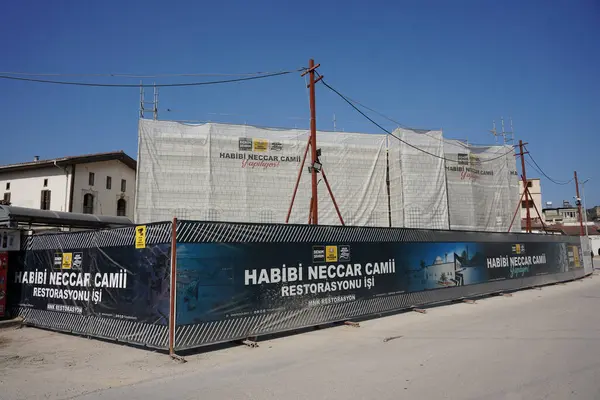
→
(1, 0, 598, 208)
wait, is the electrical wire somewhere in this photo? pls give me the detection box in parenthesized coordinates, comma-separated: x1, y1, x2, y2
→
(0, 69, 301, 88)
(317, 73, 516, 164)
(524, 146, 573, 185)
(0, 70, 294, 78)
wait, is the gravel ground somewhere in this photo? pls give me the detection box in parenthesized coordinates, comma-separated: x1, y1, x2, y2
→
(1, 274, 599, 400)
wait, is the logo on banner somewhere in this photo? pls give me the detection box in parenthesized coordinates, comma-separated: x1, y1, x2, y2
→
(53, 253, 63, 270)
(312, 245, 351, 263)
(61, 253, 73, 270)
(239, 138, 253, 151)
(135, 225, 147, 249)
(252, 139, 269, 152)
(270, 142, 283, 151)
(326, 246, 338, 262)
(512, 244, 526, 255)
(339, 245, 351, 262)
(72, 252, 83, 270)
(469, 154, 481, 166)
(221, 137, 299, 170)
(312, 246, 325, 263)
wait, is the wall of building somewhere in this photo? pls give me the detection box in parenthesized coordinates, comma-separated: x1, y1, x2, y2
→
(0, 166, 72, 211)
(520, 179, 542, 220)
(71, 160, 136, 219)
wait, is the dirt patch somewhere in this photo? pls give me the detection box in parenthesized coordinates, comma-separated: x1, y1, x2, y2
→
(0, 326, 187, 400)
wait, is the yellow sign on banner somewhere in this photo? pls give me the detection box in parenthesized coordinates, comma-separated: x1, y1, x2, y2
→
(325, 246, 338, 262)
(135, 225, 147, 249)
(61, 253, 73, 270)
(252, 138, 269, 152)
(573, 246, 580, 267)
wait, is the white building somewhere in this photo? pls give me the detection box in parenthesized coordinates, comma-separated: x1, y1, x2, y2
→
(0, 152, 136, 219)
(519, 178, 543, 221)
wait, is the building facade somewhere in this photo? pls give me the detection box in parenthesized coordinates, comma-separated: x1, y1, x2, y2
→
(0, 152, 136, 219)
(519, 178, 543, 221)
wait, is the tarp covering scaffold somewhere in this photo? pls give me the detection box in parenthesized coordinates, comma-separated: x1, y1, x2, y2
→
(135, 119, 389, 226)
(135, 119, 522, 232)
(387, 128, 449, 230)
(443, 140, 520, 232)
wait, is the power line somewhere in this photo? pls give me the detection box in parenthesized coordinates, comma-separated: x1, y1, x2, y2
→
(317, 74, 515, 164)
(0, 70, 296, 78)
(0, 69, 301, 88)
(524, 146, 573, 185)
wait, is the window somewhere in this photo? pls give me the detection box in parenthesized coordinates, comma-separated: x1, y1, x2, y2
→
(117, 198, 127, 216)
(521, 201, 530, 209)
(5, 182, 9, 190)
(43, 178, 48, 187)
(89, 172, 95, 186)
(83, 193, 94, 214)
(120, 179, 126, 192)
(2, 193, 10, 204)
(527, 181, 533, 188)
(40, 190, 51, 210)
(106, 176, 112, 190)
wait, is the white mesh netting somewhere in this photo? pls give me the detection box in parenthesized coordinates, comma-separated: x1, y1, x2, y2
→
(135, 119, 389, 226)
(135, 119, 522, 232)
(388, 128, 449, 230)
(443, 140, 521, 232)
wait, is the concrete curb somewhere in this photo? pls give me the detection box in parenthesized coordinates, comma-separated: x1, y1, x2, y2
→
(0, 316, 24, 330)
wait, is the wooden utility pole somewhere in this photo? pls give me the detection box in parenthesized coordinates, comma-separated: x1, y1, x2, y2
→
(302, 59, 323, 225)
(518, 140, 531, 233)
(286, 60, 344, 226)
(574, 171, 584, 236)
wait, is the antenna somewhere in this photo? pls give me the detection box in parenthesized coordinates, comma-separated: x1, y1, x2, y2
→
(489, 120, 498, 144)
(153, 82, 159, 120)
(139, 81, 144, 119)
(333, 114, 337, 132)
(500, 116, 514, 146)
(139, 81, 158, 120)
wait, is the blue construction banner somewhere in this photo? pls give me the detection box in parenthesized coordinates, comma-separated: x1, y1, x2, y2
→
(8, 223, 173, 349)
(176, 238, 582, 326)
(9, 244, 171, 323)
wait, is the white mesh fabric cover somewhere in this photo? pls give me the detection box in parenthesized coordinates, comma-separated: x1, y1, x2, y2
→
(444, 140, 521, 232)
(387, 128, 449, 229)
(135, 119, 389, 226)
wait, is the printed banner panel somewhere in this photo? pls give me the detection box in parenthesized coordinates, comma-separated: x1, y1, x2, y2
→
(8, 244, 171, 324)
(176, 240, 582, 325)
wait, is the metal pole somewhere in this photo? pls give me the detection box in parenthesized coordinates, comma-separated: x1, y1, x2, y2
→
(308, 59, 318, 225)
(321, 168, 345, 225)
(518, 140, 531, 232)
(285, 137, 311, 223)
(169, 217, 178, 356)
(526, 186, 548, 233)
(581, 180, 590, 238)
(575, 171, 584, 236)
(508, 184, 528, 232)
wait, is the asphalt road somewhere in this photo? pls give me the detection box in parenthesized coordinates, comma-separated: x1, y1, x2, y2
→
(67, 274, 600, 400)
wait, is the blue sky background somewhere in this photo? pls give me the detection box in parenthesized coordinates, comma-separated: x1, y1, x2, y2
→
(1, 0, 598, 206)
